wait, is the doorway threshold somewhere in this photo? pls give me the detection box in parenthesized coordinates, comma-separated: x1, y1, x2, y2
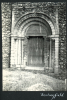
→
(25, 66, 44, 71)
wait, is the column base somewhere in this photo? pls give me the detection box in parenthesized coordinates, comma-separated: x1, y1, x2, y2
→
(54, 66, 59, 74)
(10, 64, 16, 68)
(10, 64, 26, 68)
(44, 67, 54, 73)
(16, 64, 26, 68)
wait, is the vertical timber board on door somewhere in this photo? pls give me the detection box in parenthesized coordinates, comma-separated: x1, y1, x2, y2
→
(41, 37, 44, 66)
(48, 38, 50, 68)
(43, 37, 44, 66)
(53, 40, 55, 70)
(28, 37, 30, 66)
(28, 37, 34, 66)
(51, 40, 53, 68)
(47, 38, 50, 67)
(28, 37, 37, 66)
(33, 37, 36, 65)
(26, 38, 28, 66)
(47, 39, 49, 67)
(36, 36, 44, 66)
(46, 38, 48, 67)
(45, 38, 47, 67)
(44, 38, 45, 66)
(27, 38, 29, 66)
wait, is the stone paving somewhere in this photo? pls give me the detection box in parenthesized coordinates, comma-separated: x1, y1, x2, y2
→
(2, 68, 65, 91)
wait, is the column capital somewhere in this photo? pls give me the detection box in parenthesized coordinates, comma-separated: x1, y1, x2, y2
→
(48, 35, 59, 38)
(11, 35, 25, 39)
(25, 36, 29, 39)
(17, 37, 24, 40)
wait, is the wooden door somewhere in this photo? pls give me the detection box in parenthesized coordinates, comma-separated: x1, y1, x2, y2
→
(28, 36, 44, 66)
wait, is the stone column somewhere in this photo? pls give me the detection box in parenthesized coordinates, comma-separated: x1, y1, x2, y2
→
(54, 6, 59, 74)
(18, 39, 21, 65)
(14, 39, 16, 65)
(19, 39, 21, 65)
(17, 39, 19, 64)
(21, 39, 23, 65)
(11, 37, 15, 67)
(54, 37, 59, 74)
(15, 39, 18, 66)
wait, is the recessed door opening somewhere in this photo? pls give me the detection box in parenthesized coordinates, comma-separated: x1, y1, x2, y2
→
(28, 36, 44, 67)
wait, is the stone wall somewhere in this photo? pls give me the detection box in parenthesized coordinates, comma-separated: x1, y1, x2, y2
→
(1, 3, 12, 68)
(2, 2, 66, 71)
(58, 2, 66, 70)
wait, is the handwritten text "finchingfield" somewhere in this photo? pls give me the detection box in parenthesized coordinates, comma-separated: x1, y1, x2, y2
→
(40, 93, 64, 100)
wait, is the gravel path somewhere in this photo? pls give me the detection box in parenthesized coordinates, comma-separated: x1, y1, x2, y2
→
(2, 69, 65, 91)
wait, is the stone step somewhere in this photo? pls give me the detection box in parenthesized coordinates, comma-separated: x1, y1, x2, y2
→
(25, 66, 44, 70)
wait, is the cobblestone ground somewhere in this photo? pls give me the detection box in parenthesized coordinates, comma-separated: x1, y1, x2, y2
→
(2, 68, 65, 91)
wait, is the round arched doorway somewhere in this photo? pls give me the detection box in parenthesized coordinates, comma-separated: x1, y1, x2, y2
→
(11, 12, 59, 73)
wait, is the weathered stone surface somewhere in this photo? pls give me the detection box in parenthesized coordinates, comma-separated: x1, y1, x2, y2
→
(58, 2, 66, 69)
(1, 3, 11, 68)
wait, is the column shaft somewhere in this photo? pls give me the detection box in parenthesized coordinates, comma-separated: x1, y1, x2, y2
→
(17, 39, 19, 64)
(21, 40, 23, 64)
(54, 38, 59, 74)
(18, 39, 21, 64)
(54, 7, 59, 74)
(15, 39, 18, 65)
(11, 37, 15, 66)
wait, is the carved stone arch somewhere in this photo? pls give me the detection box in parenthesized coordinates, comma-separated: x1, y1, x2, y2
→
(18, 20, 52, 37)
(14, 12, 55, 28)
(22, 22, 51, 37)
(13, 13, 55, 36)
(14, 17, 52, 36)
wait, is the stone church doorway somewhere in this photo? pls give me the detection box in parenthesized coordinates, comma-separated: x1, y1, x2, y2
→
(11, 12, 59, 74)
